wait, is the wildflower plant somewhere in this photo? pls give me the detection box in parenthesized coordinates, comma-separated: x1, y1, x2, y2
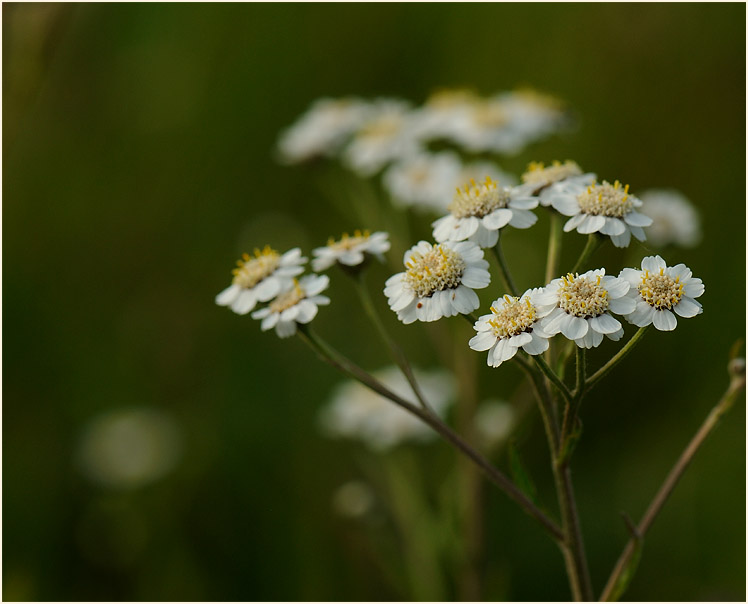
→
(217, 89, 744, 601)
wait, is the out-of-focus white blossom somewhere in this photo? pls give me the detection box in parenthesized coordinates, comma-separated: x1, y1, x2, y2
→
(638, 189, 702, 248)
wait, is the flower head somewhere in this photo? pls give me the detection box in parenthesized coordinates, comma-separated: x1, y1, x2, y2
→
(536, 269, 635, 348)
(385, 241, 490, 323)
(312, 230, 390, 271)
(547, 179, 653, 248)
(383, 151, 463, 212)
(277, 97, 369, 163)
(216, 246, 306, 315)
(318, 366, 455, 451)
(469, 289, 553, 366)
(432, 176, 538, 248)
(619, 256, 704, 331)
(638, 189, 702, 248)
(251, 274, 330, 338)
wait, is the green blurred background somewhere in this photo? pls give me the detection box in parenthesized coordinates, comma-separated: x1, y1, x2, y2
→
(3, 3, 745, 601)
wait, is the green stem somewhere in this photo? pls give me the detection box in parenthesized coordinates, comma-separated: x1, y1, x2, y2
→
(546, 212, 563, 285)
(492, 239, 518, 296)
(586, 327, 648, 391)
(599, 366, 746, 601)
(532, 353, 573, 404)
(571, 234, 603, 274)
(562, 349, 587, 442)
(297, 326, 565, 542)
(352, 270, 434, 413)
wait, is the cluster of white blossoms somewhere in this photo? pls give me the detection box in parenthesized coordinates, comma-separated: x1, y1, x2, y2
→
(277, 88, 568, 213)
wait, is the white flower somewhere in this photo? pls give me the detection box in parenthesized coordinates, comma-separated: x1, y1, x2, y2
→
(474, 400, 515, 447)
(638, 189, 702, 248)
(385, 241, 490, 324)
(445, 96, 527, 154)
(618, 256, 704, 331)
(276, 97, 369, 163)
(383, 151, 463, 212)
(318, 366, 455, 451)
(432, 176, 539, 248)
(409, 88, 481, 143)
(536, 269, 636, 349)
(343, 98, 421, 176)
(312, 230, 390, 271)
(456, 159, 518, 189)
(469, 289, 554, 366)
(251, 274, 330, 338)
(515, 160, 596, 202)
(546, 179, 653, 248)
(496, 89, 567, 142)
(216, 246, 306, 315)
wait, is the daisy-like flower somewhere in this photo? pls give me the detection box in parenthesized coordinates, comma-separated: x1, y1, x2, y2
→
(618, 255, 704, 331)
(446, 96, 526, 154)
(383, 151, 463, 212)
(469, 289, 554, 366)
(546, 179, 653, 248)
(409, 88, 480, 143)
(276, 97, 370, 163)
(536, 269, 636, 349)
(384, 241, 490, 323)
(251, 274, 330, 338)
(343, 99, 420, 176)
(215, 246, 306, 315)
(318, 365, 455, 451)
(638, 189, 702, 248)
(432, 176, 539, 248)
(496, 89, 567, 142)
(516, 160, 596, 201)
(312, 230, 390, 271)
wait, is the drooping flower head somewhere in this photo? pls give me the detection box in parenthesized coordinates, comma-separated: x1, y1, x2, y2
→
(536, 269, 636, 348)
(385, 241, 490, 323)
(432, 176, 539, 248)
(312, 230, 390, 272)
(251, 274, 330, 338)
(215, 246, 306, 315)
(318, 366, 455, 451)
(619, 256, 704, 331)
(469, 288, 553, 367)
(638, 189, 702, 248)
(547, 179, 653, 248)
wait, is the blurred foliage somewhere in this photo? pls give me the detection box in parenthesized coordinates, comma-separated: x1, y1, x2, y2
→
(3, 3, 745, 601)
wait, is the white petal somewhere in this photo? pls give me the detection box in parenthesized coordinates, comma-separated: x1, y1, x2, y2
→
(470, 331, 497, 351)
(508, 332, 533, 347)
(295, 300, 319, 323)
(601, 276, 630, 299)
(608, 295, 637, 315)
(541, 308, 567, 335)
(254, 277, 283, 302)
(390, 290, 415, 312)
(624, 211, 653, 227)
(599, 217, 626, 236)
(508, 209, 538, 229)
(641, 256, 666, 272)
(667, 263, 692, 281)
(480, 208, 512, 230)
(339, 250, 365, 266)
(275, 320, 297, 338)
(261, 312, 280, 331)
(551, 194, 581, 216)
(589, 313, 622, 334)
(508, 196, 539, 210)
(683, 279, 705, 298)
(522, 331, 549, 355)
(231, 290, 257, 315)
(609, 229, 632, 248)
(216, 284, 241, 306)
(618, 268, 642, 287)
(629, 226, 646, 242)
(563, 213, 587, 231)
(652, 308, 677, 331)
(469, 224, 499, 248)
(451, 286, 480, 314)
(561, 315, 589, 340)
(432, 215, 457, 242)
(280, 305, 300, 322)
(673, 297, 702, 318)
(452, 216, 481, 240)
(461, 267, 491, 289)
(577, 214, 606, 234)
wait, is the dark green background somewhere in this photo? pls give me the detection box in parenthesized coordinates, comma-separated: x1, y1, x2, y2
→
(3, 3, 745, 601)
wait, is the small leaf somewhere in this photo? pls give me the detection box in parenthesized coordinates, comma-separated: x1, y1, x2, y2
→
(557, 419, 584, 466)
(508, 440, 538, 503)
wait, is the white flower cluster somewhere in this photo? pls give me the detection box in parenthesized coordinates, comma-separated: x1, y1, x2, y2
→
(277, 88, 569, 213)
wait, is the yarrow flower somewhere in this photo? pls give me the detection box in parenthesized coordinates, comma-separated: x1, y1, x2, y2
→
(469, 289, 553, 367)
(251, 274, 330, 338)
(536, 269, 635, 348)
(516, 160, 595, 200)
(318, 366, 455, 451)
(546, 179, 653, 248)
(638, 189, 702, 248)
(312, 230, 390, 271)
(432, 176, 539, 248)
(383, 151, 463, 212)
(619, 255, 704, 331)
(215, 246, 306, 315)
(385, 241, 490, 323)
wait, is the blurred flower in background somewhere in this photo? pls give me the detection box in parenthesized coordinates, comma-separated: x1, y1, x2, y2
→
(76, 408, 182, 490)
(319, 366, 456, 451)
(474, 400, 515, 450)
(639, 188, 702, 248)
(331, 480, 376, 519)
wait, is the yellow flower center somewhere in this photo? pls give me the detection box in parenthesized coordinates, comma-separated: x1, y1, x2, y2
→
(521, 160, 582, 186)
(577, 180, 634, 217)
(448, 176, 510, 219)
(269, 281, 305, 313)
(471, 101, 508, 128)
(326, 230, 371, 252)
(488, 295, 538, 339)
(232, 246, 280, 289)
(359, 115, 402, 140)
(425, 88, 477, 109)
(558, 273, 609, 318)
(639, 268, 684, 310)
(404, 244, 466, 298)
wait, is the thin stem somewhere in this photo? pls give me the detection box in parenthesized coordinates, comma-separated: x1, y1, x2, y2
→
(514, 354, 560, 451)
(562, 348, 587, 442)
(352, 270, 434, 413)
(298, 326, 565, 543)
(586, 327, 648, 391)
(492, 239, 518, 296)
(545, 212, 563, 284)
(532, 353, 573, 404)
(599, 368, 746, 602)
(571, 234, 603, 274)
